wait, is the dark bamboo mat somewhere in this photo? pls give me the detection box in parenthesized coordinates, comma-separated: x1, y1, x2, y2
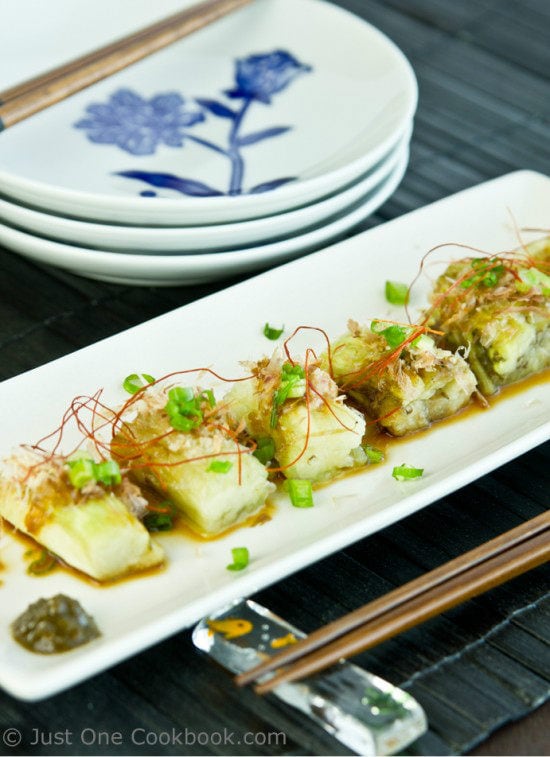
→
(0, 1, 549, 754)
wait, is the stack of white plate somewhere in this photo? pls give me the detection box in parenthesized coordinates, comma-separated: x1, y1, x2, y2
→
(0, 0, 417, 286)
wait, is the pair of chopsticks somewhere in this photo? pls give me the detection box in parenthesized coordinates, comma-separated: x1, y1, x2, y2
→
(0, 0, 252, 131)
(237, 510, 550, 694)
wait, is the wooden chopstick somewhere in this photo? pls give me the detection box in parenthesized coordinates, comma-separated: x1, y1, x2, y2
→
(234, 510, 550, 693)
(0, 6, 200, 106)
(0, 0, 252, 131)
(236, 511, 549, 687)
(254, 528, 549, 694)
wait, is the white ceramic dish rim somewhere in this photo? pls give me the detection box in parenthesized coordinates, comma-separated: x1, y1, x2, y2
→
(0, 129, 411, 253)
(0, 148, 409, 279)
(0, 2, 418, 225)
(1, 170, 547, 702)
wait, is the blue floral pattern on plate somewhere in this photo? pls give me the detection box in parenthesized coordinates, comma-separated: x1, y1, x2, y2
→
(74, 90, 204, 156)
(75, 50, 312, 197)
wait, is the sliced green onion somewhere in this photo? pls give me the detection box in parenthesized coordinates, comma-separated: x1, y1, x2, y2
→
(200, 389, 216, 408)
(93, 459, 121, 486)
(286, 379, 306, 398)
(371, 321, 411, 349)
(383, 326, 409, 348)
(66, 457, 95, 488)
(482, 270, 499, 287)
(144, 500, 176, 531)
(143, 512, 174, 532)
(263, 322, 284, 340)
(226, 546, 249, 571)
(385, 280, 409, 305)
(207, 460, 233, 474)
(168, 386, 195, 404)
(460, 258, 505, 289)
(123, 373, 155, 395)
(287, 479, 314, 508)
(283, 363, 305, 379)
(168, 414, 198, 432)
(370, 320, 386, 334)
(392, 464, 424, 481)
(253, 436, 276, 465)
(66, 456, 121, 488)
(165, 386, 204, 432)
(363, 444, 385, 464)
(271, 363, 307, 429)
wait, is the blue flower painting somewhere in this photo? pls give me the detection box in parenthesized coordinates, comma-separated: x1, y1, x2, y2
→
(227, 51, 311, 103)
(74, 50, 312, 197)
(74, 90, 204, 155)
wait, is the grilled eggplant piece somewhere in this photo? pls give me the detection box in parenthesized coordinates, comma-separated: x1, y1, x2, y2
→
(111, 386, 274, 537)
(427, 238, 550, 395)
(0, 451, 164, 581)
(328, 321, 477, 436)
(224, 354, 366, 482)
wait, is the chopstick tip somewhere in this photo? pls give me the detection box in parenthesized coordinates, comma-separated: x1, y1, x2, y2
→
(253, 680, 272, 696)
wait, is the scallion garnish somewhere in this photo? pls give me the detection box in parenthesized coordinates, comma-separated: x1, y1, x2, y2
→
(165, 386, 206, 432)
(200, 389, 216, 408)
(207, 460, 233, 474)
(93, 459, 122, 486)
(226, 547, 249, 571)
(263, 323, 284, 340)
(143, 512, 174, 532)
(66, 456, 121, 489)
(363, 444, 385, 464)
(66, 457, 96, 488)
(123, 373, 155, 395)
(253, 436, 276, 465)
(392, 464, 424, 481)
(383, 326, 409, 348)
(385, 280, 409, 305)
(287, 479, 314, 508)
(371, 321, 411, 349)
(270, 363, 306, 429)
(460, 258, 505, 289)
(143, 500, 176, 531)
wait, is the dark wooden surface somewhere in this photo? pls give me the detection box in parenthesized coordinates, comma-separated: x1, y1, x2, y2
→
(1, 1, 549, 755)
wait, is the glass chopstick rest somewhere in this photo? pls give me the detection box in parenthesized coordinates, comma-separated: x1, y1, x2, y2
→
(193, 599, 427, 755)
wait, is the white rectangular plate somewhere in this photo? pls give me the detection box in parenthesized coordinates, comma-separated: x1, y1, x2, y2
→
(0, 169, 548, 700)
